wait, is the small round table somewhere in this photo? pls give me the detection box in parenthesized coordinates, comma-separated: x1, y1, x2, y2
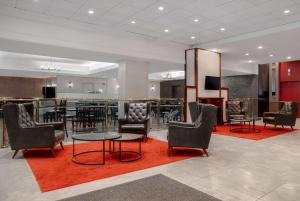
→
(229, 117, 261, 133)
(111, 133, 143, 162)
(72, 132, 121, 165)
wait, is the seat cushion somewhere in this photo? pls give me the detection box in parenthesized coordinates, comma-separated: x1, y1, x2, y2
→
(121, 124, 145, 130)
(54, 130, 64, 143)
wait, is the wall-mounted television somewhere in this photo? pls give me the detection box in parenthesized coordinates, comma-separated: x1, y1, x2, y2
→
(42, 87, 56, 98)
(205, 76, 220, 90)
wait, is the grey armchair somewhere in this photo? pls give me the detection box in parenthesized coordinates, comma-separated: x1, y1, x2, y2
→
(263, 102, 299, 130)
(168, 104, 217, 156)
(119, 102, 150, 139)
(3, 103, 65, 158)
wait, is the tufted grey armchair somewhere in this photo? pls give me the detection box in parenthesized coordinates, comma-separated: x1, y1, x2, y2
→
(168, 104, 217, 156)
(3, 103, 65, 158)
(119, 102, 150, 139)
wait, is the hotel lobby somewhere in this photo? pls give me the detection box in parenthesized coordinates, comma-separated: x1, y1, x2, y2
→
(1, 0, 300, 201)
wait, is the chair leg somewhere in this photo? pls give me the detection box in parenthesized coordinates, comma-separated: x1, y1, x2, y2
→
(203, 149, 209, 157)
(168, 146, 173, 156)
(50, 147, 56, 157)
(264, 123, 266, 128)
(60, 142, 64, 150)
(282, 125, 284, 128)
(291, 126, 294, 131)
(12, 150, 19, 159)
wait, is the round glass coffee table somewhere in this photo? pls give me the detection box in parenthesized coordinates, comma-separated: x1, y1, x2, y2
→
(72, 132, 121, 165)
(111, 133, 143, 162)
(229, 117, 262, 133)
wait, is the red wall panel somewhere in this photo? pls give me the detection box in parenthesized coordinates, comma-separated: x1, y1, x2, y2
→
(280, 61, 300, 82)
(279, 61, 300, 117)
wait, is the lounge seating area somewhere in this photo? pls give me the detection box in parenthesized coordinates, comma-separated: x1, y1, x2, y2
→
(1, 1, 300, 201)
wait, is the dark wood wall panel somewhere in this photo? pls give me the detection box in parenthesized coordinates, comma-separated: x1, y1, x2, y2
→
(160, 80, 185, 98)
(0, 76, 46, 98)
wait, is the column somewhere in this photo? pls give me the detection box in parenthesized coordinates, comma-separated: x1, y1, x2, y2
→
(118, 60, 149, 99)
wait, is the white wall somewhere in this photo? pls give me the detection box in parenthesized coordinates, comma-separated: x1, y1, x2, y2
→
(148, 81, 160, 99)
(56, 75, 119, 99)
(198, 50, 221, 97)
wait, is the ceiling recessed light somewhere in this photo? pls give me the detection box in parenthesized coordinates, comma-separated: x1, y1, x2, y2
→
(158, 6, 164, 11)
(287, 56, 292, 60)
(88, 10, 94, 15)
(220, 27, 226, 31)
(193, 18, 199, 22)
(191, 36, 196, 40)
(131, 21, 136, 24)
(248, 60, 254, 63)
(284, 9, 290, 14)
(258, 46, 263, 49)
(269, 54, 274, 57)
(245, 53, 249, 56)
(164, 29, 169, 33)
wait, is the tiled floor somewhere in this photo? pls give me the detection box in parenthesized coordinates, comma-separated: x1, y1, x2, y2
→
(1, 124, 300, 201)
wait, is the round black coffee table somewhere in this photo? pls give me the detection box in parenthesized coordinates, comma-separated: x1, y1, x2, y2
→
(111, 133, 143, 162)
(72, 132, 121, 165)
(229, 117, 262, 133)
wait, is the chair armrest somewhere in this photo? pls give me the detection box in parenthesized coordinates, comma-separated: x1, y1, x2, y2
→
(35, 122, 64, 127)
(263, 112, 278, 117)
(168, 121, 195, 128)
(22, 126, 55, 147)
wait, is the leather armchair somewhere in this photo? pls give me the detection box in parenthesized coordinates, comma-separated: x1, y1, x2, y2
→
(3, 103, 65, 158)
(168, 104, 217, 156)
(263, 102, 299, 130)
(226, 100, 245, 121)
(118, 102, 150, 139)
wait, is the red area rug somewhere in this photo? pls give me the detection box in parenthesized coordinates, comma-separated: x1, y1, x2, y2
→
(214, 125, 296, 140)
(24, 138, 203, 192)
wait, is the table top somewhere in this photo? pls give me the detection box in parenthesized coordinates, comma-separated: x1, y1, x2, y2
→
(230, 117, 261, 122)
(72, 132, 121, 141)
(112, 133, 143, 141)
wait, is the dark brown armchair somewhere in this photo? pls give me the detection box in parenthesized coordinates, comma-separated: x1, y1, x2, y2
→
(118, 102, 150, 139)
(3, 103, 65, 158)
(263, 102, 299, 130)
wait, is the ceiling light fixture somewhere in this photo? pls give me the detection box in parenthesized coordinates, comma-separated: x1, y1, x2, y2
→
(284, 9, 290, 14)
(287, 56, 292, 60)
(191, 36, 196, 39)
(88, 10, 94, 15)
(193, 18, 199, 22)
(220, 27, 226, 31)
(158, 6, 164, 11)
(131, 21, 136, 24)
(164, 29, 169, 33)
(211, 49, 218, 52)
(245, 53, 249, 56)
(248, 60, 253, 63)
(269, 54, 274, 57)
(258, 46, 263, 49)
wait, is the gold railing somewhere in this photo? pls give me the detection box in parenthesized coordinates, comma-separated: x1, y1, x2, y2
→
(0, 98, 184, 148)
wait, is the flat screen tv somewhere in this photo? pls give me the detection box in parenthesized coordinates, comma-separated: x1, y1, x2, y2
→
(205, 76, 220, 90)
(42, 87, 56, 98)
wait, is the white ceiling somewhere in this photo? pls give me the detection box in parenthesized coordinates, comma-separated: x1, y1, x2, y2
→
(0, 0, 300, 45)
(0, 0, 300, 76)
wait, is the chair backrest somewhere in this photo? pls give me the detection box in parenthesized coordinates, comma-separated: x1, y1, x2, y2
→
(188, 102, 204, 123)
(125, 102, 149, 123)
(226, 100, 242, 114)
(3, 103, 35, 148)
(196, 104, 217, 149)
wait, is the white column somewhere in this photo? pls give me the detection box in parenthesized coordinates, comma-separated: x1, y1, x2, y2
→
(118, 60, 149, 99)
